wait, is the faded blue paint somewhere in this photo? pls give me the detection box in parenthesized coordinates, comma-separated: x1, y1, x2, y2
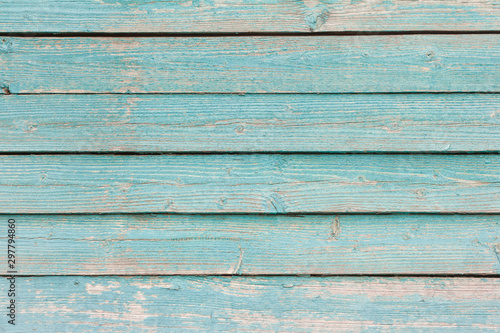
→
(0, 1, 498, 329)
(1, 35, 499, 93)
(0, 0, 498, 33)
(0, 154, 498, 213)
(0, 276, 499, 331)
(0, 214, 498, 275)
(1, 94, 499, 152)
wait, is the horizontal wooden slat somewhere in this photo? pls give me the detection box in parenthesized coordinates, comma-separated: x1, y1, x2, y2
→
(1, 276, 499, 331)
(0, 154, 498, 213)
(2, 214, 498, 275)
(1, 0, 499, 33)
(1, 35, 498, 94)
(1, 94, 499, 153)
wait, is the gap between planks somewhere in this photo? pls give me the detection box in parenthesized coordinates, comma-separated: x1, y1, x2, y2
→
(2, 31, 500, 37)
(2, 275, 500, 278)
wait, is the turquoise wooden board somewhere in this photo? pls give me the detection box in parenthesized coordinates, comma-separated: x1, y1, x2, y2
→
(1, 214, 498, 275)
(1, 276, 498, 332)
(1, 94, 499, 153)
(1, 0, 499, 33)
(1, 35, 499, 94)
(0, 154, 498, 214)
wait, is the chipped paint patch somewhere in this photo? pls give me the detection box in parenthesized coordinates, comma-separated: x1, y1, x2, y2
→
(85, 281, 120, 295)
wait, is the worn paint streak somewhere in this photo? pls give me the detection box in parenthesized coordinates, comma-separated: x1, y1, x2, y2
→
(331, 216, 341, 239)
(232, 246, 244, 275)
(494, 244, 500, 265)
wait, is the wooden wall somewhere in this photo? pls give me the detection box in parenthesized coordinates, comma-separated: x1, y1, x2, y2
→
(0, 1, 499, 331)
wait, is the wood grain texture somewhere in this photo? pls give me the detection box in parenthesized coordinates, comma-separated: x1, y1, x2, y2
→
(1, 35, 499, 94)
(0, 0, 499, 33)
(1, 94, 500, 153)
(2, 214, 498, 275)
(1, 276, 499, 332)
(0, 154, 499, 214)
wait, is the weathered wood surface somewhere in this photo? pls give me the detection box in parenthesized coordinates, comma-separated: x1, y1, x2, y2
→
(1, 276, 499, 332)
(0, 154, 499, 214)
(1, 94, 499, 153)
(1, 214, 498, 275)
(1, 35, 499, 94)
(1, 0, 499, 33)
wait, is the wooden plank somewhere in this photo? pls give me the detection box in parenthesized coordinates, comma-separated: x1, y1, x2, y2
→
(1, 94, 499, 153)
(1, 214, 498, 275)
(1, 276, 499, 331)
(0, 154, 498, 214)
(1, 0, 499, 33)
(1, 35, 498, 94)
